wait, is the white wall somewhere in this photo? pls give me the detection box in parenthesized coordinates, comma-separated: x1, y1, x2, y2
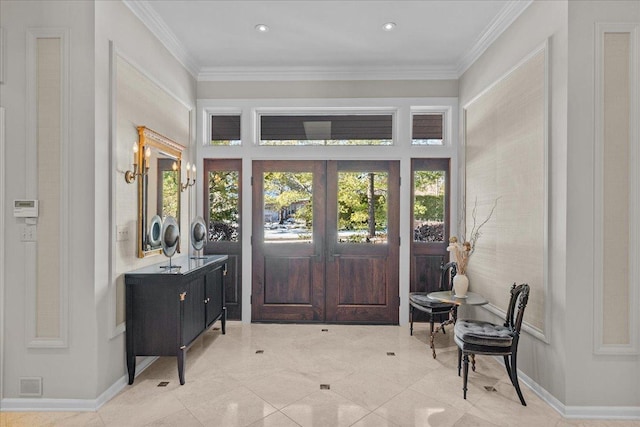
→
(1, 0, 98, 399)
(198, 79, 459, 99)
(0, 0, 196, 404)
(460, 0, 640, 412)
(94, 0, 197, 398)
(459, 0, 569, 407)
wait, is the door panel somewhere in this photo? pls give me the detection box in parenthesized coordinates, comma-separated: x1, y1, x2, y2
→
(337, 256, 387, 305)
(252, 161, 326, 322)
(203, 159, 242, 320)
(205, 264, 224, 327)
(263, 257, 313, 304)
(325, 160, 400, 324)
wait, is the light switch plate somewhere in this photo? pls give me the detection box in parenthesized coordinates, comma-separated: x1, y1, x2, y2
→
(20, 225, 37, 242)
(116, 225, 129, 241)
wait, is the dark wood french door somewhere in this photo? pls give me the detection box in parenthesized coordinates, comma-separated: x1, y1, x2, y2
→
(252, 160, 399, 324)
(409, 158, 451, 321)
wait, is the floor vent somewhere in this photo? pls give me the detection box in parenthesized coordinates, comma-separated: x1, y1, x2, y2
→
(321, 329, 328, 332)
(157, 382, 169, 387)
(387, 352, 396, 356)
(256, 350, 264, 354)
(320, 384, 330, 390)
(19, 377, 42, 397)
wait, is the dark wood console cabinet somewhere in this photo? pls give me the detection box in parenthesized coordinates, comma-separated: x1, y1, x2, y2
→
(125, 255, 228, 385)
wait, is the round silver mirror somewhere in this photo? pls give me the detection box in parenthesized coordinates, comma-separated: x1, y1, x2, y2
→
(148, 215, 163, 248)
(161, 216, 179, 258)
(190, 216, 207, 251)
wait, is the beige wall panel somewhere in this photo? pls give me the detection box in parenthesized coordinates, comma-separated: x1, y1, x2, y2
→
(36, 38, 61, 338)
(115, 55, 191, 325)
(602, 33, 630, 345)
(465, 50, 546, 332)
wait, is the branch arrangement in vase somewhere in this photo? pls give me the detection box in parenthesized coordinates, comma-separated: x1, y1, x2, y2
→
(447, 197, 499, 275)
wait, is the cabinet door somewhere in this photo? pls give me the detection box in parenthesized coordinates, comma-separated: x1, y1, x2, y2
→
(182, 277, 205, 346)
(205, 263, 225, 327)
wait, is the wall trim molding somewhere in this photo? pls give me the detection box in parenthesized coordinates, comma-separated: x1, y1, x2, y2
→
(0, 356, 158, 412)
(491, 356, 640, 420)
(462, 41, 550, 343)
(1, 107, 6, 401)
(108, 41, 126, 339)
(593, 22, 639, 355)
(25, 28, 70, 349)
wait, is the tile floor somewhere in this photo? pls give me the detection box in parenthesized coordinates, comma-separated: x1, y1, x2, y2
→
(1, 322, 639, 427)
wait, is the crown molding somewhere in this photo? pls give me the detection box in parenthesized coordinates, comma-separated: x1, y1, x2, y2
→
(122, 0, 199, 78)
(124, 0, 531, 82)
(456, 0, 533, 77)
(198, 65, 458, 82)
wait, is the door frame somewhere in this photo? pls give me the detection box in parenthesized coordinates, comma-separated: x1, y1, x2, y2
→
(196, 97, 459, 324)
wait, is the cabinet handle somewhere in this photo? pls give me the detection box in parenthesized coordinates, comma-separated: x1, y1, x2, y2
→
(179, 292, 187, 301)
(204, 298, 210, 304)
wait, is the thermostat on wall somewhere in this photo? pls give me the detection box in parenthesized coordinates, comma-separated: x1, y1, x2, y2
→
(14, 200, 39, 217)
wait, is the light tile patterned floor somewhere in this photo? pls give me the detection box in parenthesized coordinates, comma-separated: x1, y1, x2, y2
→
(1, 322, 639, 426)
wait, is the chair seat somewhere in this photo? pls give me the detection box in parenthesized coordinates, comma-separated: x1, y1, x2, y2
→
(454, 320, 513, 347)
(409, 293, 453, 310)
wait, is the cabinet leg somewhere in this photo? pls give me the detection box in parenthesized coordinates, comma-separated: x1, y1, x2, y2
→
(177, 348, 186, 385)
(221, 307, 227, 335)
(127, 354, 136, 385)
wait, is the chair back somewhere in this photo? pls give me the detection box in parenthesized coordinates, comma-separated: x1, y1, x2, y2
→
(504, 283, 530, 335)
(439, 261, 457, 291)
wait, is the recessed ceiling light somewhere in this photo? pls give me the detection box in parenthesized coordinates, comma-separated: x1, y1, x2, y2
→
(255, 24, 269, 33)
(382, 22, 396, 32)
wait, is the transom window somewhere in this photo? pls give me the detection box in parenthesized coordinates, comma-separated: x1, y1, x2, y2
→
(259, 113, 393, 146)
(412, 113, 444, 146)
(209, 114, 241, 146)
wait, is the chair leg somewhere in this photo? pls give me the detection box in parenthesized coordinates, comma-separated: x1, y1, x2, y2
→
(457, 348, 462, 376)
(430, 317, 434, 335)
(409, 306, 414, 336)
(462, 353, 469, 399)
(503, 355, 514, 384)
(509, 353, 527, 406)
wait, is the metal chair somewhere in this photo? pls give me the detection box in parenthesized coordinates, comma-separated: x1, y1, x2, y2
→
(454, 283, 530, 406)
(409, 261, 457, 336)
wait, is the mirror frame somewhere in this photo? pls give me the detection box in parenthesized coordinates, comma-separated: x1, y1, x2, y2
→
(137, 126, 185, 258)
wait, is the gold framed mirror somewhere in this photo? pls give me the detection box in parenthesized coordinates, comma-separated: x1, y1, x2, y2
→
(136, 126, 185, 258)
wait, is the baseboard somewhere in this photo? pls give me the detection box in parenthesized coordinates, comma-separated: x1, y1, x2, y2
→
(494, 356, 640, 420)
(0, 356, 158, 412)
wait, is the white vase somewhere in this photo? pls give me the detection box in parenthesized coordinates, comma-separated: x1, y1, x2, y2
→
(453, 274, 469, 297)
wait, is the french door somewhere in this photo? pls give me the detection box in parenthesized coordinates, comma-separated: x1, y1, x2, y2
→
(252, 160, 399, 324)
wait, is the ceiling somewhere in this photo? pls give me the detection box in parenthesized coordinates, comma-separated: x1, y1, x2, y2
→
(124, 0, 532, 81)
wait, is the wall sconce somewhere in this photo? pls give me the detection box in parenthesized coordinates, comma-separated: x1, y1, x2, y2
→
(124, 143, 150, 184)
(177, 161, 196, 191)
